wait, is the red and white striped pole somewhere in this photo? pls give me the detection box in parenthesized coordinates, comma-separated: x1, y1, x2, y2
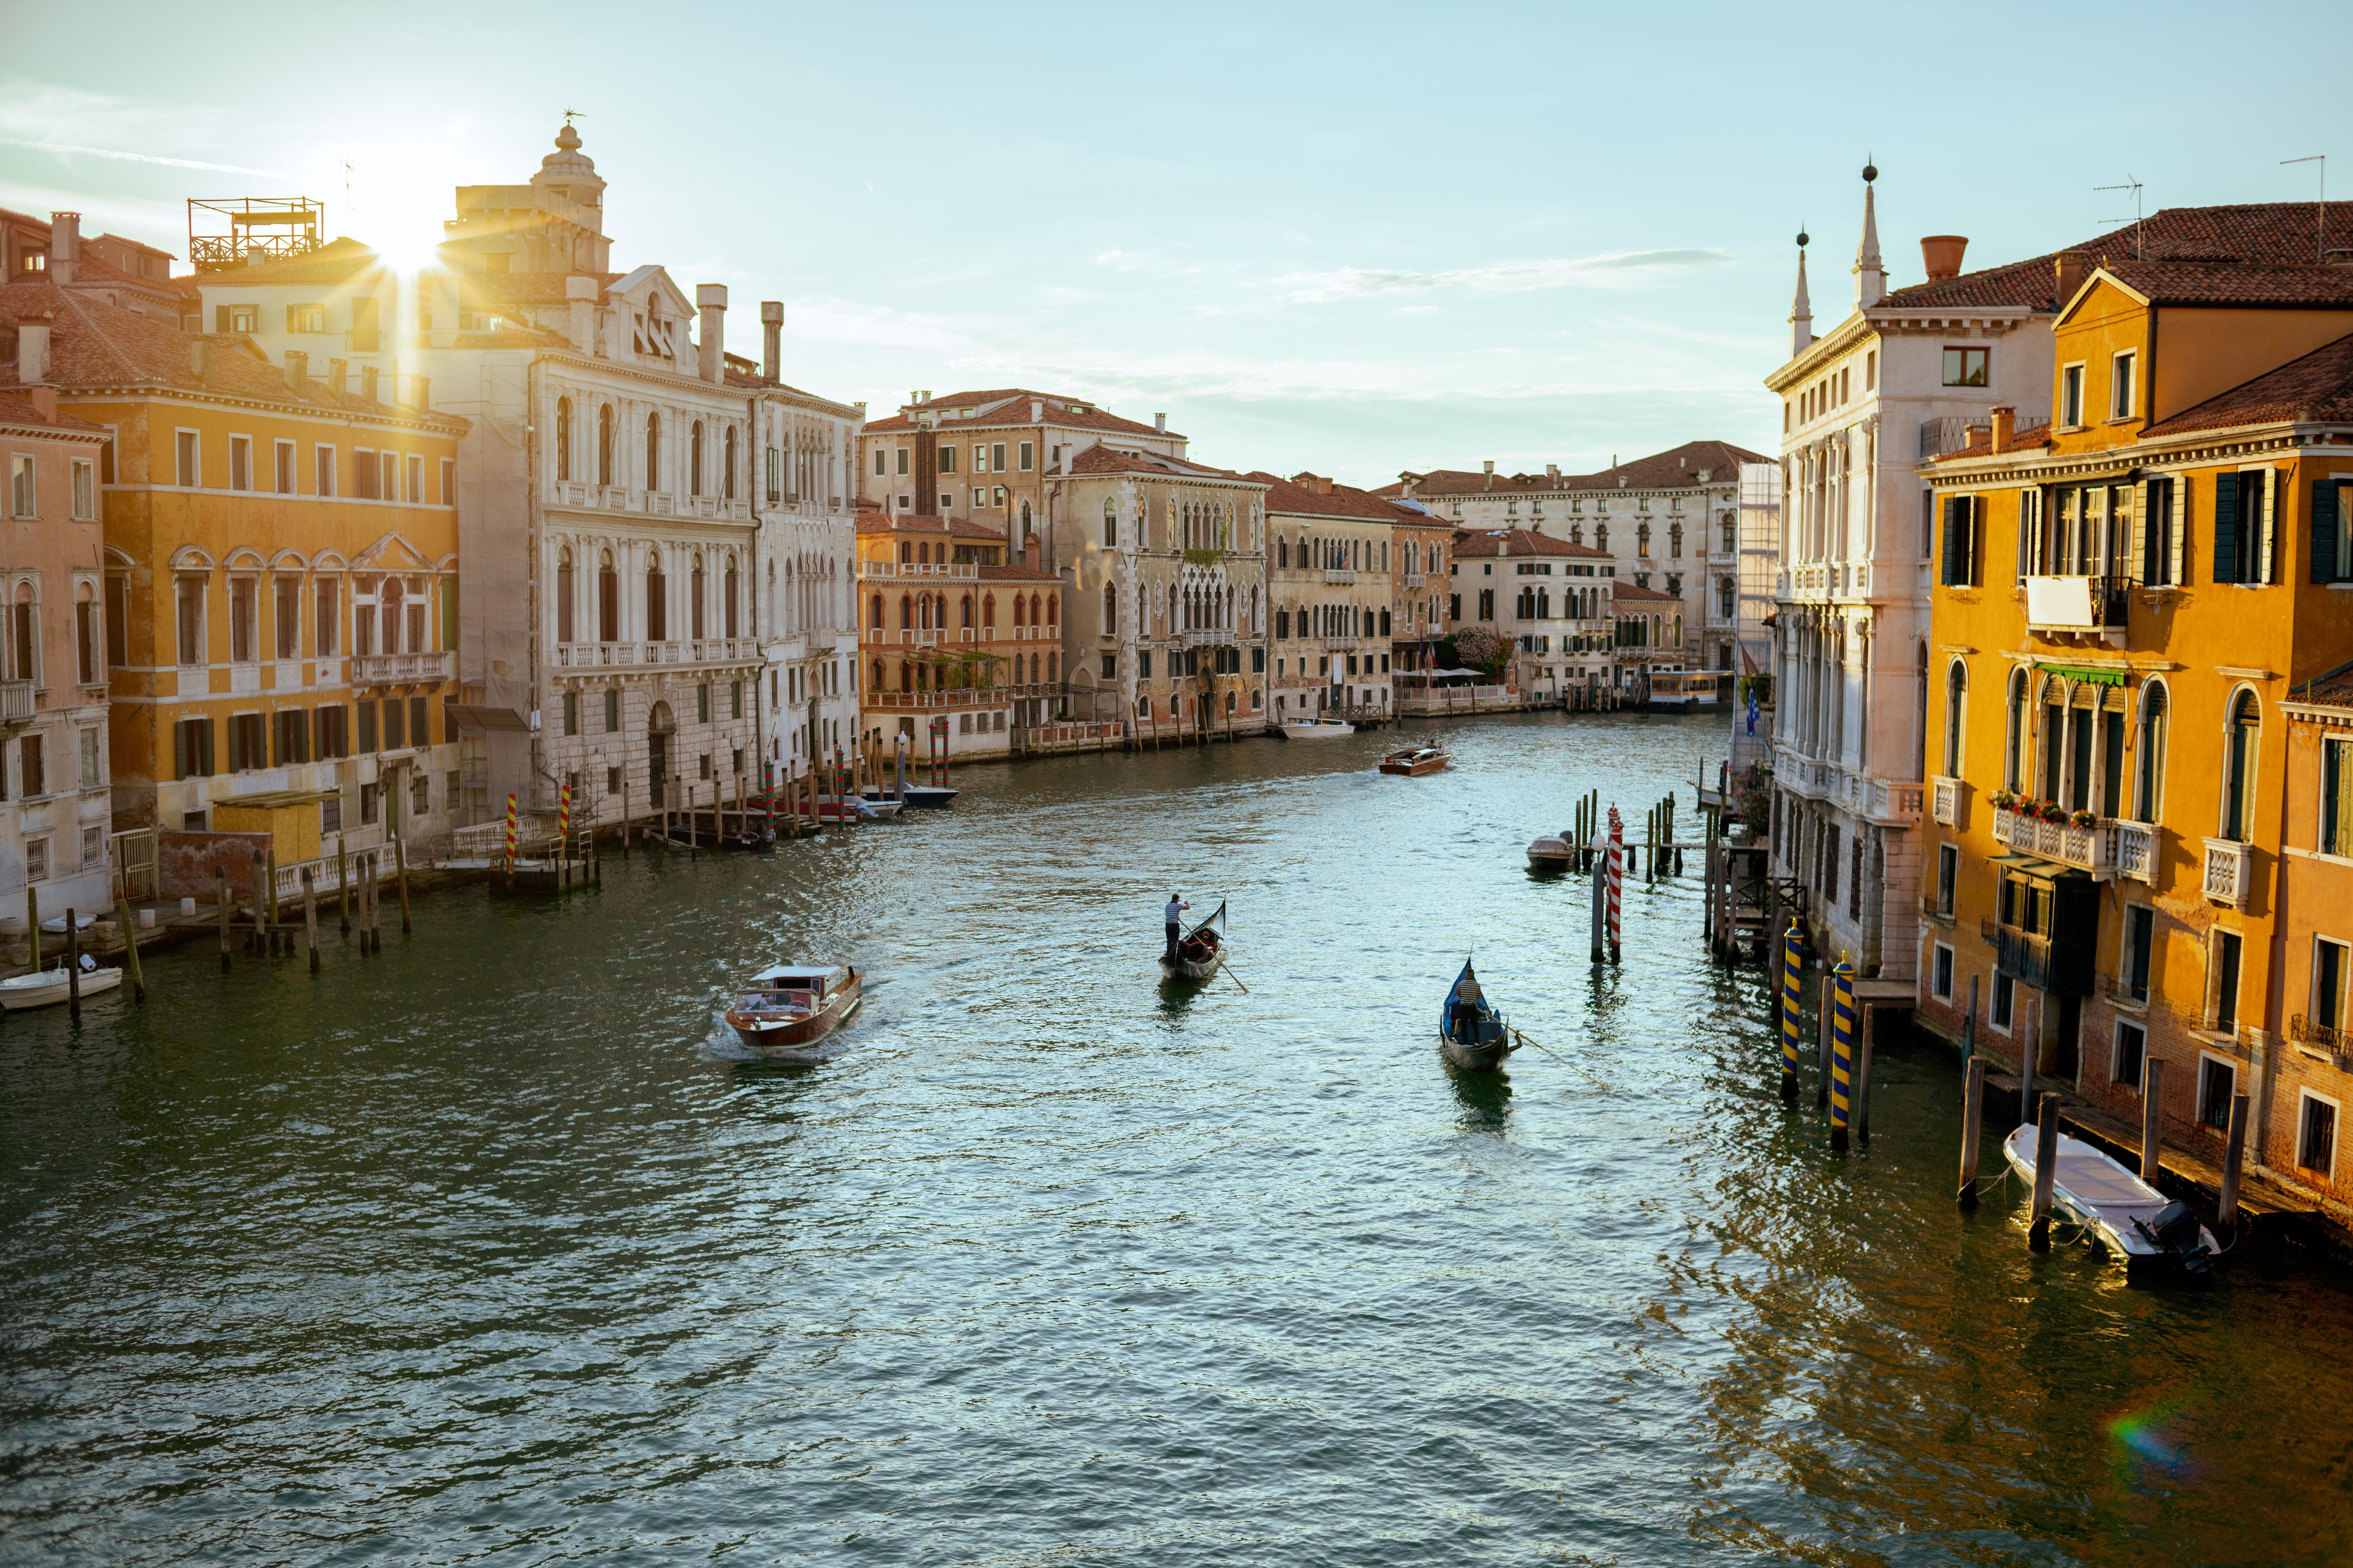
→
(1605, 804, 1623, 965)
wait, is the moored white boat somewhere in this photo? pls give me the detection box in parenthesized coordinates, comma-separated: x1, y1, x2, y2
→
(1276, 718, 1354, 740)
(1526, 834, 1573, 872)
(0, 964, 124, 1010)
(2001, 1124, 2219, 1276)
(852, 796, 903, 822)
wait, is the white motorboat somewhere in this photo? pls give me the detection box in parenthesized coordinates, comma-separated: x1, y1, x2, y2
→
(0, 963, 124, 1010)
(1276, 719, 1354, 739)
(852, 795, 903, 822)
(38, 911, 98, 935)
(1526, 834, 1574, 872)
(2002, 1124, 2218, 1276)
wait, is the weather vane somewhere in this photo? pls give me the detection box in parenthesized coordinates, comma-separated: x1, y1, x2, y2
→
(564, 107, 587, 126)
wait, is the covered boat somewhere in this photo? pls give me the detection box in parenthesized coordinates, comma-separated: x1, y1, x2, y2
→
(2001, 1124, 2219, 1277)
(1160, 899, 1226, 983)
(1439, 957, 1516, 1071)
(1277, 718, 1354, 740)
(898, 785, 959, 807)
(723, 963, 863, 1054)
(1526, 833, 1573, 872)
(1379, 741, 1450, 777)
(0, 962, 123, 1011)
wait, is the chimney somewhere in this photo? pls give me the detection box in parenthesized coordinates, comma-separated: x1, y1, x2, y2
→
(1024, 534, 1041, 571)
(329, 358, 348, 396)
(285, 350, 307, 389)
(696, 284, 727, 383)
(361, 365, 380, 403)
(1545, 463, 1559, 484)
(1989, 405, 2015, 449)
(47, 211, 79, 286)
(16, 322, 49, 385)
(1482, 458, 1495, 493)
(410, 374, 429, 412)
(2054, 250, 2090, 306)
(760, 300, 783, 383)
(1920, 235, 1968, 282)
(28, 386, 56, 421)
(189, 338, 213, 385)
(1030, 399, 1042, 421)
(1154, 411, 1167, 433)
(566, 274, 597, 354)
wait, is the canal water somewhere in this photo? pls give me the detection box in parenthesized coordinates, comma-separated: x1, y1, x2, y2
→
(4, 712, 2350, 1567)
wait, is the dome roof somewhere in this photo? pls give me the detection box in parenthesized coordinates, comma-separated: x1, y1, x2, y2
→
(534, 120, 603, 194)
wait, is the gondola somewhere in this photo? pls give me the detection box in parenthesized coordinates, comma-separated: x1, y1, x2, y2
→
(1439, 957, 1516, 1071)
(1160, 899, 1226, 983)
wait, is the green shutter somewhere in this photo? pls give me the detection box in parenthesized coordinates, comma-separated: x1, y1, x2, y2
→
(2213, 473, 2239, 584)
(2315, 479, 2341, 584)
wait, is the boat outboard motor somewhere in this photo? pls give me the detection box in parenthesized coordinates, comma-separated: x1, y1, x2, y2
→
(2133, 1200, 2214, 1278)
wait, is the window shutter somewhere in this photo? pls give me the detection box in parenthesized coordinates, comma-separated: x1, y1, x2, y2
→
(2213, 473, 2239, 584)
(2133, 479, 2151, 583)
(174, 721, 190, 781)
(2315, 478, 2341, 584)
(2170, 476, 2189, 586)
(2255, 468, 2276, 583)
(214, 306, 230, 335)
(1967, 497, 1984, 585)
(1940, 497, 1960, 586)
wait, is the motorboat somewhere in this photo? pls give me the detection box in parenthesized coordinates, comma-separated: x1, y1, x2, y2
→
(1380, 741, 1450, 777)
(2001, 1124, 2219, 1277)
(1160, 899, 1226, 983)
(898, 785, 959, 807)
(723, 963, 863, 1054)
(1439, 957, 1516, 1071)
(0, 962, 123, 1011)
(1277, 718, 1355, 740)
(1526, 834, 1574, 872)
(852, 795, 903, 822)
(37, 911, 97, 935)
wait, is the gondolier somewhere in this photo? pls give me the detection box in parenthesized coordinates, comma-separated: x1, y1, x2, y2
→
(1164, 893, 1189, 959)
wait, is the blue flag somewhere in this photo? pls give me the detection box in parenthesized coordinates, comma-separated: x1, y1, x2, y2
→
(1745, 689, 1759, 735)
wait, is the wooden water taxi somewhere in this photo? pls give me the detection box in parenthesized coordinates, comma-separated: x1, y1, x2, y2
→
(0, 962, 124, 1011)
(1160, 899, 1226, 983)
(1439, 957, 1515, 1071)
(723, 963, 863, 1054)
(2001, 1124, 2218, 1277)
(1379, 741, 1449, 777)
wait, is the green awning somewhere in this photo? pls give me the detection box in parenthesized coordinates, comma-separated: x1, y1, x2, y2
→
(2034, 662, 2126, 688)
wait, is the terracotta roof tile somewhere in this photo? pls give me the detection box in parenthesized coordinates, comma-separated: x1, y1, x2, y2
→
(2103, 259, 2353, 309)
(1249, 471, 1410, 522)
(187, 236, 389, 287)
(864, 388, 1176, 440)
(978, 561, 1057, 584)
(1393, 440, 1764, 499)
(1062, 444, 1259, 484)
(1450, 527, 1610, 560)
(1925, 421, 2053, 462)
(0, 389, 107, 433)
(1612, 581, 1682, 604)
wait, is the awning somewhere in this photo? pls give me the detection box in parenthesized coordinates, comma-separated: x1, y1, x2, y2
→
(451, 704, 529, 732)
(2034, 662, 2126, 688)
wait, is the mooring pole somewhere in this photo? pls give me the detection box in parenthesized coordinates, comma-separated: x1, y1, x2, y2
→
(1828, 959, 1856, 1152)
(302, 868, 320, 973)
(216, 865, 232, 972)
(2218, 1091, 2250, 1235)
(1777, 919, 1802, 1102)
(2029, 1092, 2060, 1250)
(1958, 1057, 1986, 1207)
(2140, 1057, 2165, 1183)
(65, 909, 80, 1019)
(115, 895, 146, 1002)
(1963, 972, 1978, 1063)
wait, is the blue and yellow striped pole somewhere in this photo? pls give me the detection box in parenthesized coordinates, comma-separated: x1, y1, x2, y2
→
(1829, 956, 1856, 1151)
(1779, 919, 1803, 1102)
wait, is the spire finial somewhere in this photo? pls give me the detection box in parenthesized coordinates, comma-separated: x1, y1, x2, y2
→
(1854, 160, 1886, 308)
(1790, 227, 1815, 357)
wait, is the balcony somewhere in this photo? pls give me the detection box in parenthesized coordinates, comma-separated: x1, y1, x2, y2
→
(0, 678, 32, 724)
(1994, 926, 2069, 995)
(1403, 571, 1427, 588)
(554, 639, 754, 669)
(350, 649, 455, 686)
(1182, 628, 1237, 649)
(861, 562, 980, 583)
(1323, 568, 1357, 585)
(1931, 775, 1967, 828)
(2116, 819, 2157, 883)
(1989, 805, 2118, 879)
(1322, 635, 1360, 652)
(2024, 575, 2130, 647)
(1784, 756, 1832, 800)
(2288, 1013, 2346, 1056)
(2203, 837, 2254, 908)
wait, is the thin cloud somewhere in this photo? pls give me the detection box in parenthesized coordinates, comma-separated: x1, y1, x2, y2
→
(0, 136, 284, 177)
(1270, 248, 1733, 303)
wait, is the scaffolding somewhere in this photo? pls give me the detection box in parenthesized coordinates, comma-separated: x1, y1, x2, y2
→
(188, 196, 325, 270)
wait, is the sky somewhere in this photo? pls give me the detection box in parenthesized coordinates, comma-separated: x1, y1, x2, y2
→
(3, 1, 2348, 487)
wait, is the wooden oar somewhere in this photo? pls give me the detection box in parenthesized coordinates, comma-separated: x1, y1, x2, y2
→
(1219, 954, 1250, 994)
(1510, 1027, 1607, 1090)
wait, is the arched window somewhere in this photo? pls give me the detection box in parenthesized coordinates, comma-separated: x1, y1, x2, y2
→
(556, 398, 572, 481)
(724, 555, 739, 637)
(2038, 675, 2065, 800)
(961, 594, 974, 629)
(2004, 668, 2027, 791)
(1669, 522, 1682, 559)
(1137, 695, 1150, 717)
(2135, 682, 2168, 822)
(1103, 584, 1117, 634)
(1012, 594, 1026, 628)
(900, 593, 914, 630)
(723, 427, 738, 501)
(1943, 659, 1967, 775)
(2222, 689, 2259, 842)
(645, 551, 667, 640)
(1596, 524, 1608, 551)
(1278, 535, 1289, 569)
(690, 422, 706, 498)
(1030, 593, 1043, 626)
(598, 549, 618, 641)
(1045, 593, 1057, 625)
(644, 413, 660, 491)
(1030, 652, 1040, 684)
(597, 404, 614, 486)
(1103, 498, 1118, 548)
(982, 594, 996, 630)
(1638, 523, 1652, 557)
(381, 579, 405, 654)
(557, 547, 575, 643)
(871, 659, 884, 692)
(899, 661, 912, 691)
(869, 593, 884, 633)
(690, 554, 707, 639)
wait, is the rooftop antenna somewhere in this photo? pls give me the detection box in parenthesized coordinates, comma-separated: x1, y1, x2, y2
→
(2094, 175, 2145, 260)
(2283, 155, 2327, 264)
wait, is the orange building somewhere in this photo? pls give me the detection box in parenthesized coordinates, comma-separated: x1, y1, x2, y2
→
(0, 281, 468, 871)
(2277, 667, 2353, 1204)
(1917, 219, 2353, 1200)
(853, 511, 1058, 760)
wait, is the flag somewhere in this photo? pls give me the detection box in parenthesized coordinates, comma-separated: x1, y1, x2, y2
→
(1745, 687, 1759, 735)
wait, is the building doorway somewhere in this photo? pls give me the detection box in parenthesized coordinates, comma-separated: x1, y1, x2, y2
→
(648, 699, 674, 805)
